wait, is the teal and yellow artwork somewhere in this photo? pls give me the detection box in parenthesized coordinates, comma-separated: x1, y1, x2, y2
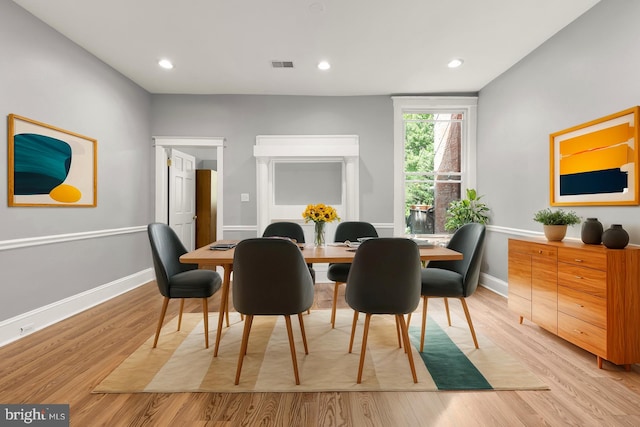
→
(8, 114, 97, 207)
(14, 133, 82, 203)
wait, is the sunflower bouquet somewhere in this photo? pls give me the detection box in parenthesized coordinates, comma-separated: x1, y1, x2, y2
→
(302, 203, 340, 246)
(302, 203, 340, 224)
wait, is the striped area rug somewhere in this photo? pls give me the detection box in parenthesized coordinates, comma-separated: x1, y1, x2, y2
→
(94, 309, 547, 393)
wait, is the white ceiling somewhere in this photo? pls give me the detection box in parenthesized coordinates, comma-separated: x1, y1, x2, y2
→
(13, 0, 600, 96)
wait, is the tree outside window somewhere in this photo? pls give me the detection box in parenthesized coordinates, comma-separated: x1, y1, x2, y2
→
(404, 112, 462, 234)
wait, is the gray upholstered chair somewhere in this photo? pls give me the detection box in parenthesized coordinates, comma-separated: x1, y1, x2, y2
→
(345, 238, 422, 384)
(147, 223, 222, 349)
(262, 221, 315, 283)
(327, 221, 378, 328)
(412, 222, 486, 351)
(232, 238, 315, 385)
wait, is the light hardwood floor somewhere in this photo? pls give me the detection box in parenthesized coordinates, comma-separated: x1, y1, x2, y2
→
(1, 282, 639, 426)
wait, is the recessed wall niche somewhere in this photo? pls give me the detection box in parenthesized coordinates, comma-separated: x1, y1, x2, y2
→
(254, 135, 359, 237)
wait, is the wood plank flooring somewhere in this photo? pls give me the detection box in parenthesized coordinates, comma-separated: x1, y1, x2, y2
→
(1, 282, 639, 426)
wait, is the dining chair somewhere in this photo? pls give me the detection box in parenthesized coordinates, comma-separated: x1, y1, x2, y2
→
(327, 221, 378, 328)
(147, 223, 222, 349)
(345, 238, 422, 384)
(232, 238, 315, 385)
(411, 222, 486, 352)
(262, 221, 315, 283)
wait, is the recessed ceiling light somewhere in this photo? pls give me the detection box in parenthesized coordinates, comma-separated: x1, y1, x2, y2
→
(318, 61, 331, 70)
(158, 59, 174, 70)
(447, 58, 464, 68)
(309, 2, 325, 14)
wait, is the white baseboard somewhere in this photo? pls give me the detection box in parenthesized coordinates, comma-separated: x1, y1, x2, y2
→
(479, 272, 508, 297)
(0, 268, 154, 348)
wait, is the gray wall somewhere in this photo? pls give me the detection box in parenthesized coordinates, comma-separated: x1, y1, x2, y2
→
(0, 2, 154, 321)
(477, 0, 640, 282)
(150, 94, 394, 238)
(5, 0, 634, 323)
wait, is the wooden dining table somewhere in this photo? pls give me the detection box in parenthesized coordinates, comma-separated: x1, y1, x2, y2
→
(180, 240, 463, 356)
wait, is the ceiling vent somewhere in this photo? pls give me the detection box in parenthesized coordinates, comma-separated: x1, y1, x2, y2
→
(271, 60, 294, 68)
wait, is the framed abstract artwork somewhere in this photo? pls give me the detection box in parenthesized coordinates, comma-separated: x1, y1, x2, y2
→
(8, 114, 97, 207)
(550, 106, 639, 206)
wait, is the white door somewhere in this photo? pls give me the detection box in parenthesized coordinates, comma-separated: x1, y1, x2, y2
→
(169, 149, 196, 250)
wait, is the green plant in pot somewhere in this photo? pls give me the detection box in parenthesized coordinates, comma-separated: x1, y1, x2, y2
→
(533, 208, 580, 241)
(444, 188, 490, 232)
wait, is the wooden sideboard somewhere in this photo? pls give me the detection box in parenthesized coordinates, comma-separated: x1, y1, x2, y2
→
(508, 237, 640, 369)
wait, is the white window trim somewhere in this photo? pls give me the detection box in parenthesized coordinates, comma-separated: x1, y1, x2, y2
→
(392, 96, 478, 236)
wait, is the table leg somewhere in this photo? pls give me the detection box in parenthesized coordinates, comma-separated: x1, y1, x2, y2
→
(214, 264, 233, 357)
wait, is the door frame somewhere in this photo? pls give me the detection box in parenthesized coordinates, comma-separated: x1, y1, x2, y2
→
(153, 137, 225, 240)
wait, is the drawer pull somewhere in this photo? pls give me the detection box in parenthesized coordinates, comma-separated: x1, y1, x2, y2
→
(539, 250, 543, 254)
(573, 329, 584, 334)
(574, 259, 584, 262)
(574, 275, 583, 279)
(575, 303, 584, 308)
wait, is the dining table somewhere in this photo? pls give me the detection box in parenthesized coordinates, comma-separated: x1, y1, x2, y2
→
(180, 240, 463, 356)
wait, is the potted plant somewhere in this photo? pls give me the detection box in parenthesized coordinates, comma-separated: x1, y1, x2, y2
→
(533, 208, 580, 241)
(444, 188, 490, 232)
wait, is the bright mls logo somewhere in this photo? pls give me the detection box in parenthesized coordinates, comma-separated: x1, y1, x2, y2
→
(1, 404, 69, 426)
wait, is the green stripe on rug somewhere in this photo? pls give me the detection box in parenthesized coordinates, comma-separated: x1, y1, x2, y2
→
(409, 319, 492, 390)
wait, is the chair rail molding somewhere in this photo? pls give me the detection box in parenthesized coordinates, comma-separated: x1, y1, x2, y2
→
(254, 135, 359, 238)
(0, 226, 146, 251)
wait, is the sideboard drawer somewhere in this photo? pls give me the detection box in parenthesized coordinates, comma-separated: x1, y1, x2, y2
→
(510, 239, 556, 257)
(558, 312, 606, 357)
(558, 247, 606, 270)
(558, 263, 606, 298)
(558, 285, 606, 329)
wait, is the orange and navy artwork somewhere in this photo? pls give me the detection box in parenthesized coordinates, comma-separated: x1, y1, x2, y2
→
(551, 107, 639, 206)
(8, 114, 97, 207)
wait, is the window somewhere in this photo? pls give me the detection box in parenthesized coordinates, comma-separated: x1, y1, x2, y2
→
(393, 97, 478, 236)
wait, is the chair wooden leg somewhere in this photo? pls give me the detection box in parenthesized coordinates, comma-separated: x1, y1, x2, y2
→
(244, 315, 254, 355)
(356, 313, 372, 384)
(214, 265, 233, 357)
(395, 316, 403, 350)
(153, 297, 170, 348)
(225, 265, 233, 327)
(235, 314, 254, 385)
(460, 298, 479, 349)
(420, 296, 429, 352)
(202, 298, 209, 349)
(177, 299, 185, 331)
(348, 311, 359, 353)
(298, 313, 309, 355)
(444, 297, 451, 326)
(285, 315, 301, 385)
(398, 314, 418, 383)
(331, 282, 343, 328)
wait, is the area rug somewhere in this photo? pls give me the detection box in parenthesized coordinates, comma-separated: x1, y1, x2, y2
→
(94, 309, 547, 393)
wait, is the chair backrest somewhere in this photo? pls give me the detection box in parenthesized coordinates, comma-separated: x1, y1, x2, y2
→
(427, 223, 486, 297)
(233, 238, 315, 315)
(333, 221, 378, 243)
(147, 223, 196, 297)
(262, 221, 306, 243)
(345, 238, 422, 315)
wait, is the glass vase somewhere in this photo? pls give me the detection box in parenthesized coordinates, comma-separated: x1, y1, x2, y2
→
(314, 221, 326, 247)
